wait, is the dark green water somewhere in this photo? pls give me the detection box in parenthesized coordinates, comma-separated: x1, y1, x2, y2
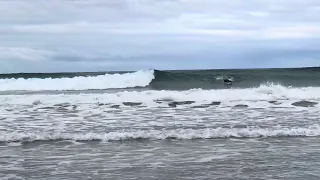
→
(151, 67, 320, 89)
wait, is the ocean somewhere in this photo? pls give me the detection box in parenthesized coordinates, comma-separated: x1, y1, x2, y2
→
(1, 67, 320, 180)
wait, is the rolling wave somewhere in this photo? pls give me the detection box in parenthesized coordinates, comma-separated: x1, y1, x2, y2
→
(0, 70, 155, 91)
(1, 84, 320, 106)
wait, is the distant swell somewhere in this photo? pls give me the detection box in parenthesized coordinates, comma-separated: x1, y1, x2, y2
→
(1, 125, 320, 142)
(0, 70, 155, 91)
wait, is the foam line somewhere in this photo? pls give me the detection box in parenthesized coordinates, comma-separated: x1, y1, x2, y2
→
(1, 125, 319, 142)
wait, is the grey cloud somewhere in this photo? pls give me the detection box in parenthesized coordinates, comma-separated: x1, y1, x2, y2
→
(0, 0, 180, 25)
(1, 0, 320, 37)
(0, 0, 320, 73)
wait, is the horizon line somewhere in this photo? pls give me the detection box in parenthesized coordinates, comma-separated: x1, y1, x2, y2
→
(1, 65, 319, 75)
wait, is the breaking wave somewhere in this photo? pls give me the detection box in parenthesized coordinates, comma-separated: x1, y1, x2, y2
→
(0, 70, 155, 91)
(1, 125, 319, 142)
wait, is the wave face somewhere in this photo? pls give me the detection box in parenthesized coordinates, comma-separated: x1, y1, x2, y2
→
(1, 67, 320, 91)
(149, 67, 320, 90)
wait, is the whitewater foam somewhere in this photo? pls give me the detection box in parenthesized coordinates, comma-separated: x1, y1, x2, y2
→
(0, 70, 154, 91)
(1, 125, 319, 142)
(0, 84, 319, 106)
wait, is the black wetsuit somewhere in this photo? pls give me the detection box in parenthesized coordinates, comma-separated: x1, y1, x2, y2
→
(223, 79, 232, 84)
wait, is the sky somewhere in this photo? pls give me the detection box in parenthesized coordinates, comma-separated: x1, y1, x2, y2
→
(1, 0, 320, 73)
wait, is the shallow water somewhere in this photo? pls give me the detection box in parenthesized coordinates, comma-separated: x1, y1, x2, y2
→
(1, 138, 320, 180)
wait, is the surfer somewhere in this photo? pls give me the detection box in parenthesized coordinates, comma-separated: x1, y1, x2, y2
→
(223, 78, 233, 85)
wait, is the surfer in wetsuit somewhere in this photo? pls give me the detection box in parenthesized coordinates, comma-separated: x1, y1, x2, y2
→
(223, 78, 233, 85)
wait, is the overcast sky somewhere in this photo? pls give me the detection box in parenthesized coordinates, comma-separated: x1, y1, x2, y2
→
(1, 0, 320, 73)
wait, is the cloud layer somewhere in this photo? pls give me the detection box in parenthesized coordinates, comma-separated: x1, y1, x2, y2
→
(0, 0, 320, 73)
